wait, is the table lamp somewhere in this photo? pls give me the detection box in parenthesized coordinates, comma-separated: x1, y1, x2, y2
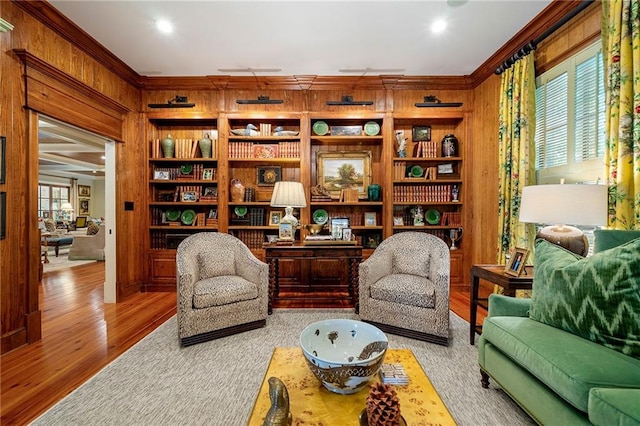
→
(270, 181, 307, 228)
(519, 184, 607, 256)
(61, 202, 74, 221)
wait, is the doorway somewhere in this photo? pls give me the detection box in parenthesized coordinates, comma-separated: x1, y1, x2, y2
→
(38, 115, 117, 301)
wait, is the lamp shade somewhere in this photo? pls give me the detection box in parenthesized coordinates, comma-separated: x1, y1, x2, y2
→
(519, 184, 607, 226)
(61, 202, 74, 211)
(270, 181, 307, 209)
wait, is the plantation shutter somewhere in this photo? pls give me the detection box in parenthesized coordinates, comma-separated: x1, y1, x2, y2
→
(535, 72, 568, 169)
(574, 52, 605, 162)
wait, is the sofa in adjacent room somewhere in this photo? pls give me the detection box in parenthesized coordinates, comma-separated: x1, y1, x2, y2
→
(478, 237, 640, 425)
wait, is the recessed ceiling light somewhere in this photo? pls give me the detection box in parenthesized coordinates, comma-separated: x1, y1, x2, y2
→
(431, 19, 447, 34)
(155, 19, 173, 34)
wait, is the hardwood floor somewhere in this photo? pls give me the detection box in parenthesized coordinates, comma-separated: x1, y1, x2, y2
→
(0, 262, 485, 425)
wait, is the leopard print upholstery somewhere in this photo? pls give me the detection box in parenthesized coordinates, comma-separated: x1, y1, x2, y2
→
(359, 232, 450, 342)
(176, 232, 268, 344)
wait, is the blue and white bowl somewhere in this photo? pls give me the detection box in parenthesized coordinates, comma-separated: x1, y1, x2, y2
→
(300, 319, 388, 394)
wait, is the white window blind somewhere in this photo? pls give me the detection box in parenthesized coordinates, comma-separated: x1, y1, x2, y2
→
(534, 41, 605, 184)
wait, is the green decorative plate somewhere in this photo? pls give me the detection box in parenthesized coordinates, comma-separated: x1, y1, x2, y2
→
(364, 121, 380, 136)
(181, 209, 196, 225)
(165, 209, 181, 221)
(313, 121, 329, 136)
(313, 209, 329, 225)
(426, 208, 441, 225)
(234, 206, 248, 217)
(180, 164, 193, 174)
(410, 165, 424, 178)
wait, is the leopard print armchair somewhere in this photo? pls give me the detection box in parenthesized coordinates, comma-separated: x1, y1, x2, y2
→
(176, 232, 268, 347)
(358, 232, 450, 345)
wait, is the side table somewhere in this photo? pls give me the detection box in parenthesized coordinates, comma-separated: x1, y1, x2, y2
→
(469, 264, 533, 344)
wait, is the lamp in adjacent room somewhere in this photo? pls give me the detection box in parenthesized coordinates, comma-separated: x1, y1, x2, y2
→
(61, 202, 74, 221)
(270, 181, 307, 229)
(519, 184, 608, 256)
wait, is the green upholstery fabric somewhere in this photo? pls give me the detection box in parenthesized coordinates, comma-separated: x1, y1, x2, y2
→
(487, 294, 530, 317)
(593, 229, 640, 253)
(588, 388, 640, 426)
(482, 316, 640, 412)
(530, 239, 640, 358)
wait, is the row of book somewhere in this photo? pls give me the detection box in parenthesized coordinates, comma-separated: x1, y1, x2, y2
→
(413, 141, 440, 158)
(150, 138, 219, 159)
(228, 142, 300, 158)
(153, 165, 217, 181)
(235, 230, 271, 249)
(231, 208, 266, 226)
(393, 185, 456, 203)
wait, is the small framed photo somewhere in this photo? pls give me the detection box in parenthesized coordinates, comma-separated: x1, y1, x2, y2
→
(365, 234, 381, 248)
(154, 170, 170, 180)
(342, 228, 352, 241)
(257, 166, 282, 186)
(412, 126, 431, 142)
(202, 168, 214, 180)
(202, 187, 217, 198)
(181, 191, 198, 202)
(437, 163, 454, 174)
(78, 185, 91, 197)
(505, 247, 529, 277)
(364, 212, 377, 226)
(330, 217, 350, 239)
(278, 222, 294, 241)
(79, 198, 90, 215)
(269, 210, 283, 226)
(393, 216, 404, 226)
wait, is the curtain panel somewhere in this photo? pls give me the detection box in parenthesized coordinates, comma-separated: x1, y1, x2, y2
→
(496, 54, 537, 265)
(602, 0, 640, 230)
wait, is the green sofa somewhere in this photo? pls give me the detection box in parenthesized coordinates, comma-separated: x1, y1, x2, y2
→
(478, 235, 640, 425)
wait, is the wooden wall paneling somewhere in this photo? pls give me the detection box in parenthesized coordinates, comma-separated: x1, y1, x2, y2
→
(143, 90, 220, 114)
(391, 89, 472, 113)
(223, 89, 308, 113)
(534, 2, 601, 75)
(308, 89, 387, 112)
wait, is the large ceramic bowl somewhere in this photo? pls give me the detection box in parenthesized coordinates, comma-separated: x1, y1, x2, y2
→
(300, 319, 388, 394)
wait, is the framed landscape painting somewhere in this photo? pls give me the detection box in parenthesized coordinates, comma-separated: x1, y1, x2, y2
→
(316, 151, 371, 199)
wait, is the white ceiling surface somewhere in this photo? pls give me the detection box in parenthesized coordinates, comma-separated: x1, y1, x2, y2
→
(49, 0, 552, 77)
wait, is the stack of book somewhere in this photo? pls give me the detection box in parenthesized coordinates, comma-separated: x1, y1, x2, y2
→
(379, 364, 409, 385)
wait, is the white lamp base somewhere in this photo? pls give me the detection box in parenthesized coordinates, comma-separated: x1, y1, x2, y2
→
(536, 225, 588, 256)
(280, 206, 298, 228)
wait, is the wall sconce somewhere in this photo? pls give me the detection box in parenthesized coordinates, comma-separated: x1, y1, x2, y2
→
(236, 96, 284, 105)
(148, 95, 195, 108)
(326, 96, 373, 106)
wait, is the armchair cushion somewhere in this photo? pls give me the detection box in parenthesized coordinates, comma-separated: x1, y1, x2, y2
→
(198, 248, 235, 279)
(193, 275, 258, 309)
(392, 250, 429, 278)
(370, 274, 435, 308)
(530, 239, 640, 358)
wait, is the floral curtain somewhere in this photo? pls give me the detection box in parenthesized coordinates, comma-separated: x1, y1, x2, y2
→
(602, 0, 640, 230)
(496, 54, 537, 265)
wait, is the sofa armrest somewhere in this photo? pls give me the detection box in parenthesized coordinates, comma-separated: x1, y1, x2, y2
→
(589, 388, 640, 426)
(487, 294, 530, 317)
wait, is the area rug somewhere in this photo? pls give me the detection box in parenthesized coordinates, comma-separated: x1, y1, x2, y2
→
(42, 247, 97, 273)
(32, 310, 534, 426)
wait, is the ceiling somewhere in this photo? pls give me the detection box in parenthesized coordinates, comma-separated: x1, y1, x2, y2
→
(48, 0, 552, 77)
(40, 1, 552, 179)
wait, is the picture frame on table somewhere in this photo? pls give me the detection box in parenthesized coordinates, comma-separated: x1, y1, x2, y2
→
(317, 151, 372, 200)
(330, 217, 350, 240)
(78, 185, 91, 197)
(412, 126, 431, 142)
(364, 212, 377, 226)
(341, 228, 352, 241)
(269, 211, 283, 226)
(278, 222, 293, 241)
(505, 247, 529, 277)
(256, 166, 282, 187)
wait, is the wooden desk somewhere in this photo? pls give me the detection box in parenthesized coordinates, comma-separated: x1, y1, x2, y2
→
(264, 243, 362, 314)
(469, 264, 534, 345)
(247, 347, 455, 425)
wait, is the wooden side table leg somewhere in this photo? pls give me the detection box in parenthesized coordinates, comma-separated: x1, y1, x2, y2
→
(470, 275, 480, 345)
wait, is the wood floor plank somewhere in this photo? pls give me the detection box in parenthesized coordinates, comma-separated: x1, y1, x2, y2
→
(0, 262, 483, 425)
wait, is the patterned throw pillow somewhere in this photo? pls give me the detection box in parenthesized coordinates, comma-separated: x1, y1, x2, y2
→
(530, 239, 640, 358)
(86, 221, 100, 235)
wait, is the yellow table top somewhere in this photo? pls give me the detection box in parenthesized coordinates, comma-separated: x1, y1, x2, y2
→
(248, 347, 456, 426)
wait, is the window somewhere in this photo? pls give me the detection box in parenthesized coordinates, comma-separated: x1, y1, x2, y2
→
(38, 184, 70, 220)
(535, 41, 605, 184)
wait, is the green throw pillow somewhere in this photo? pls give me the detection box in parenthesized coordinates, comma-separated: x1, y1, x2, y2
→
(530, 239, 640, 358)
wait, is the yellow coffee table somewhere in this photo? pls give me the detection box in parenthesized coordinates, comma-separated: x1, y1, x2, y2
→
(248, 347, 456, 425)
